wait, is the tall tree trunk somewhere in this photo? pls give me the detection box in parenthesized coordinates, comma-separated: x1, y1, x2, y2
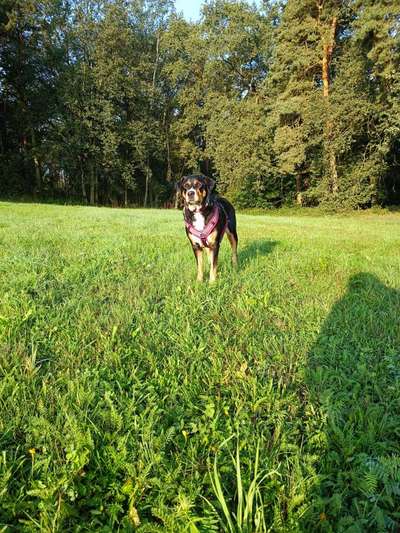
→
(166, 130, 172, 182)
(33, 154, 41, 195)
(95, 165, 98, 204)
(124, 182, 128, 207)
(295, 174, 302, 205)
(152, 34, 160, 91)
(163, 107, 172, 182)
(81, 175, 87, 203)
(144, 164, 150, 207)
(143, 33, 159, 207)
(0, 101, 5, 156)
(89, 162, 95, 205)
(322, 17, 338, 193)
(20, 134, 28, 190)
(80, 157, 87, 203)
(31, 130, 42, 197)
(329, 150, 338, 193)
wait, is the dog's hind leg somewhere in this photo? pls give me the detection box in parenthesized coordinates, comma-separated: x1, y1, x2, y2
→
(226, 228, 238, 269)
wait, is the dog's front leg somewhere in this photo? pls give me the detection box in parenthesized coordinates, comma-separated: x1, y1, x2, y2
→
(193, 246, 204, 282)
(206, 246, 219, 282)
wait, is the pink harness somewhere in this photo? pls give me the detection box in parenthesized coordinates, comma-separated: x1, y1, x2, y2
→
(184, 203, 226, 247)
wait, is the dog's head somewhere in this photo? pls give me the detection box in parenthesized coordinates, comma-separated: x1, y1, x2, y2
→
(176, 174, 216, 210)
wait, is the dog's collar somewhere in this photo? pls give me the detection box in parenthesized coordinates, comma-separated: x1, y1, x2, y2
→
(184, 203, 223, 247)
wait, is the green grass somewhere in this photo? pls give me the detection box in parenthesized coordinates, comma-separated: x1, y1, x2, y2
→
(1, 202, 400, 532)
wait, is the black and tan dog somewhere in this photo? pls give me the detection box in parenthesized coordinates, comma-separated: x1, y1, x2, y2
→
(176, 174, 238, 282)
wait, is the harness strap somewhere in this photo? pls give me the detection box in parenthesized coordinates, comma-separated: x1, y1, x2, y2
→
(184, 202, 227, 247)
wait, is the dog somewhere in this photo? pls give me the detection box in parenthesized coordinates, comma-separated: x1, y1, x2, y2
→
(176, 174, 238, 282)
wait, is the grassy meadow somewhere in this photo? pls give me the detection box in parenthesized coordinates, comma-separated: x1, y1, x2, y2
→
(1, 202, 400, 532)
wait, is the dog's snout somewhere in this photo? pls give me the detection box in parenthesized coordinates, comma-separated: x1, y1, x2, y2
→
(188, 190, 195, 197)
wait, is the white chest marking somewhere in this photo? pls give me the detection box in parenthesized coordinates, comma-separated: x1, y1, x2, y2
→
(192, 212, 205, 231)
(190, 212, 206, 246)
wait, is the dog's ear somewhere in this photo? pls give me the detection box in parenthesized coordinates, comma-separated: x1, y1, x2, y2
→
(175, 176, 185, 195)
(204, 176, 216, 206)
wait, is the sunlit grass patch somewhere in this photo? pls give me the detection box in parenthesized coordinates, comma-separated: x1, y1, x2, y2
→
(1, 203, 400, 531)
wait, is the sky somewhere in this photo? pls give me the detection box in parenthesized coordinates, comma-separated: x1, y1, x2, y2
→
(174, 0, 204, 21)
(174, 0, 262, 22)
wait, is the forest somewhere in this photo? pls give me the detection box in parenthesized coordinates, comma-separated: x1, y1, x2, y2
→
(1, 0, 399, 209)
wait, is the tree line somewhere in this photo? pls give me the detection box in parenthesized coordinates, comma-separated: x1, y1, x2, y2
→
(1, 0, 399, 209)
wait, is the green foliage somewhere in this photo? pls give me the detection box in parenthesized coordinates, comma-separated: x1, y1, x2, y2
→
(206, 437, 278, 532)
(0, 0, 399, 207)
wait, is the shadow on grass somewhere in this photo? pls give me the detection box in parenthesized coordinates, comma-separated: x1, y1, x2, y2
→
(237, 239, 278, 268)
(302, 273, 400, 531)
